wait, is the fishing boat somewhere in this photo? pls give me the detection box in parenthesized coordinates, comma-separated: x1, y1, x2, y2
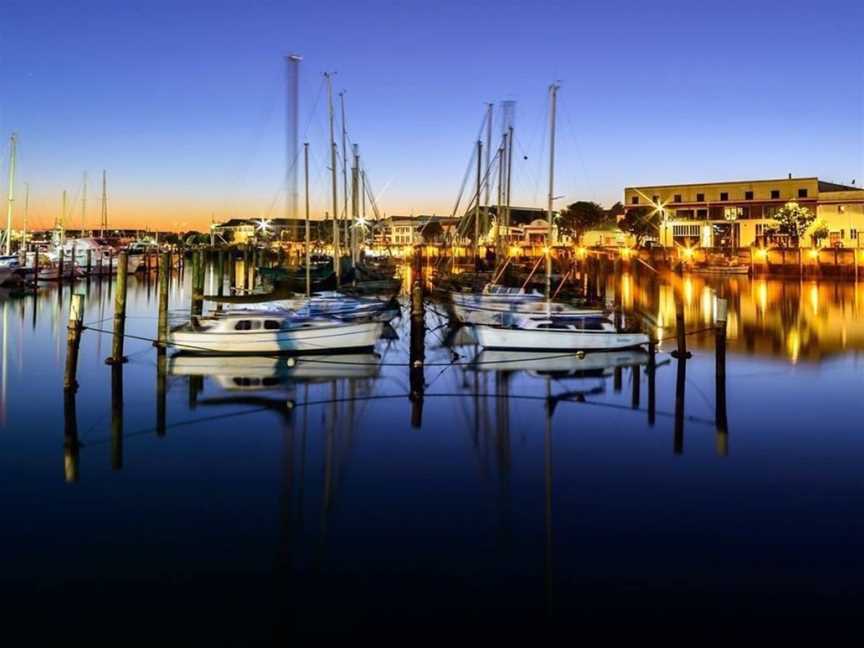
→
(475, 313, 649, 351)
(168, 311, 384, 354)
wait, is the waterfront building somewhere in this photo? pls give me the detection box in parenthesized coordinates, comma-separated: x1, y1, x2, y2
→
(624, 177, 864, 248)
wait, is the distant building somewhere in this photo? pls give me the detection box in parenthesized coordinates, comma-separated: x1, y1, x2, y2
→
(624, 177, 864, 248)
(214, 218, 330, 244)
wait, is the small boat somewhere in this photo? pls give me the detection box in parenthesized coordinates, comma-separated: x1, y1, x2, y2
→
(475, 313, 649, 351)
(168, 311, 385, 354)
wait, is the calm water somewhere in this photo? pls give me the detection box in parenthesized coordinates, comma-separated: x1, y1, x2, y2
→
(1, 267, 863, 641)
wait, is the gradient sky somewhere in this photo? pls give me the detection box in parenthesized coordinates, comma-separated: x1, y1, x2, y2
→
(1, 0, 862, 231)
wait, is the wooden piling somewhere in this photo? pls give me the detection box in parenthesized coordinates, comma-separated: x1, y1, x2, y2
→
(409, 280, 425, 427)
(63, 293, 85, 391)
(674, 352, 686, 455)
(631, 364, 640, 409)
(671, 278, 690, 360)
(157, 252, 170, 348)
(63, 390, 80, 482)
(58, 248, 65, 283)
(715, 298, 729, 456)
(85, 249, 92, 277)
(111, 364, 123, 470)
(216, 248, 225, 312)
(106, 251, 128, 364)
(647, 339, 656, 426)
(156, 351, 167, 437)
(191, 250, 203, 317)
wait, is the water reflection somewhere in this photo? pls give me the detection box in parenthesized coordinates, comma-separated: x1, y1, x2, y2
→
(1, 264, 864, 638)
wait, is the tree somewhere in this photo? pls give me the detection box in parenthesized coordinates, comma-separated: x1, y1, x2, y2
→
(810, 220, 829, 247)
(419, 221, 444, 243)
(559, 201, 606, 244)
(608, 201, 626, 219)
(619, 207, 661, 246)
(773, 202, 815, 240)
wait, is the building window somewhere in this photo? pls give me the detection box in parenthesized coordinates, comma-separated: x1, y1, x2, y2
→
(720, 192, 729, 201)
(696, 193, 705, 202)
(672, 225, 700, 237)
(631, 196, 639, 205)
(745, 191, 754, 200)
(798, 188, 808, 198)
(852, 229, 858, 240)
(838, 205, 845, 213)
(724, 206, 744, 220)
(696, 208, 708, 219)
(673, 194, 682, 203)
(652, 195, 659, 204)
(675, 209, 694, 219)
(764, 206, 780, 219)
(770, 190, 780, 199)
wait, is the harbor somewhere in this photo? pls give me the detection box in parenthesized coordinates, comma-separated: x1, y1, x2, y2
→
(2, 0, 864, 641)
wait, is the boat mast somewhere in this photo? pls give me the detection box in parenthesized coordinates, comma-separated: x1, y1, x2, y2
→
(545, 83, 559, 302)
(496, 141, 505, 262)
(100, 170, 108, 237)
(505, 125, 514, 236)
(81, 171, 87, 236)
(351, 143, 360, 265)
(325, 73, 340, 283)
(61, 190, 67, 244)
(304, 141, 311, 298)
(340, 92, 350, 265)
(474, 139, 482, 273)
(4, 133, 16, 256)
(21, 182, 29, 257)
(484, 103, 492, 212)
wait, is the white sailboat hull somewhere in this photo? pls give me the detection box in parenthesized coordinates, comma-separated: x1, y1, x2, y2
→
(475, 325, 649, 351)
(168, 320, 384, 354)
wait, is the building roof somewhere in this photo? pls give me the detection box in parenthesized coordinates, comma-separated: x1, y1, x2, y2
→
(817, 180, 862, 192)
(624, 177, 820, 191)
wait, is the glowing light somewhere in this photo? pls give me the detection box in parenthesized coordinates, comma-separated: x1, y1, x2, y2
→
(620, 247, 631, 259)
(682, 246, 695, 259)
(809, 249, 819, 260)
(576, 247, 587, 259)
(756, 248, 768, 260)
(254, 218, 272, 232)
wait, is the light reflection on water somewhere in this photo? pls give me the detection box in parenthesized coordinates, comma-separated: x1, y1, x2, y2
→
(1, 266, 863, 639)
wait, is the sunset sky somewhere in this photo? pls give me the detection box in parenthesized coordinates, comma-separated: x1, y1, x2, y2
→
(1, 0, 862, 231)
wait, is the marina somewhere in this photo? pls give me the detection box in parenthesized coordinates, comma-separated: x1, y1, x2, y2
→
(2, 0, 864, 641)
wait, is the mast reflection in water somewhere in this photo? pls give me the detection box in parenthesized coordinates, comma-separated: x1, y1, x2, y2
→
(0, 268, 863, 640)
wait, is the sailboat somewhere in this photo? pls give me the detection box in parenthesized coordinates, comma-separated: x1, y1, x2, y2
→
(473, 84, 649, 352)
(167, 311, 384, 354)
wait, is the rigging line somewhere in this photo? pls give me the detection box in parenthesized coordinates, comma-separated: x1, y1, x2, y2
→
(559, 96, 595, 203)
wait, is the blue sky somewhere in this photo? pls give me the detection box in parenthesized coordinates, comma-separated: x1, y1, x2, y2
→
(1, 0, 862, 229)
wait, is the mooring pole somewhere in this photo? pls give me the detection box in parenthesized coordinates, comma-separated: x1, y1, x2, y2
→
(190, 250, 202, 317)
(216, 247, 225, 312)
(63, 389, 80, 482)
(111, 364, 123, 470)
(85, 249, 92, 278)
(671, 278, 690, 360)
(63, 293, 85, 391)
(409, 280, 425, 427)
(156, 352, 167, 437)
(107, 251, 128, 364)
(715, 297, 728, 456)
(157, 252, 170, 348)
(647, 338, 656, 426)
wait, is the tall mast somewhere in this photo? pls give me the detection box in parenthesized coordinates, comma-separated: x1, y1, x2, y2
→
(304, 142, 311, 298)
(351, 143, 359, 265)
(474, 139, 482, 272)
(100, 170, 108, 237)
(505, 126, 514, 233)
(325, 73, 340, 282)
(81, 171, 87, 235)
(4, 133, 16, 255)
(484, 103, 493, 209)
(61, 190, 67, 244)
(286, 55, 302, 221)
(21, 182, 29, 255)
(545, 83, 559, 302)
(340, 92, 350, 259)
(496, 143, 504, 261)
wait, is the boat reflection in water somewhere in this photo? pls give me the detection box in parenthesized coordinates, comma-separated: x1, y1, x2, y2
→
(168, 352, 382, 391)
(472, 348, 649, 379)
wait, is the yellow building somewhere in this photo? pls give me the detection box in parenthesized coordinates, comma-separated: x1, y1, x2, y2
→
(624, 177, 864, 248)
